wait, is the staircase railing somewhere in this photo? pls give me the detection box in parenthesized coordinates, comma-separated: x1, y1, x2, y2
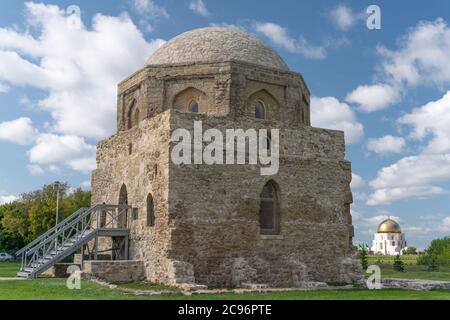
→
(16, 204, 131, 278)
(15, 208, 87, 257)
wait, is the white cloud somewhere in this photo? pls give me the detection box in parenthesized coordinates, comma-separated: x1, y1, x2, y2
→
(253, 22, 330, 60)
(209, 23, 245, 31)
(329, 4, 363, 31)
(0, 2, 165, 140)
(368, 186, 447, 206)
(0, 3, 166, 174)
(0, 117, 39, 145)
(81, 180, 91, 190)
(399, 91, 450, 154)
(132, 0, 169, 32)
(345, 84, 400, 112)
(378, 18, 450, 87)
(351, 173, 365, 190)
(0, 83, 10, 93)
(346, 18, 450, 112)
(133, 0, 168, 18)
(311, 96, 364, 144)
(27, 164, 45, 176)
(367, 135, 406, 155)
(189, 0, 211, 17)
(0, 195, 18, 204)
(28, 134, 96, 173)
(438, 217, 450, 232)
(367, 154, 450, 205)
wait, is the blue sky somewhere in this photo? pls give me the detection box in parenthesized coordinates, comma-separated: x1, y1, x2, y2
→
(0, 0, 450, 249)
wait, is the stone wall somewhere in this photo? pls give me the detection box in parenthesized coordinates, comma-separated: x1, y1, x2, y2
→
(82, 260, 145, 284)
(116, 61, 310, 132)
(91, 58, 360, 288)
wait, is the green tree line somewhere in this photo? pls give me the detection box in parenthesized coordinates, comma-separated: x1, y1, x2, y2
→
(0, 182, 91, 254)
(418, 236, 450, 267)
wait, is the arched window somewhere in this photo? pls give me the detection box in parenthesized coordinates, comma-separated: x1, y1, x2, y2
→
(147, 193, 155, 227)
(127, 100, 139, 130)
(118, 184, 128, 228)
(259, 181, 280, 235)
(255, 101, 265, 119)
(189, 100, 199, 113)
(132, 107, 140, 127)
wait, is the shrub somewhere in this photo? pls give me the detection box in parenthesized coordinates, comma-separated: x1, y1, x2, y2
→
(393, 254, 405, 272)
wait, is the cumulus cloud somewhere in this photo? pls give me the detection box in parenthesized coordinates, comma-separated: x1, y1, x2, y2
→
(310, 96, 364, 144)
(329, 4, 363, 31)
(367, 135, 406, 155)
(351, 173, 365, 190)
(346, 18, 450, 112)
(27, 164, 45, 176)
(438, 217, 450, 232)
(0, 2, 165, 174)
(0, 2, 165, 140)
(132, 0, 169, 32)
(0, 83, 10, 93)
(0, 117, 39, 146)
(253, 22, 344, 60)
(346, 84, 400, 112)
(28, 134, 96, 173)
(378, 18, 450, 87)
(0, 195, 18, 205)
(189, 0, 211, 17)
(399, 91, 450, 154)
(367, 154, 450, 205)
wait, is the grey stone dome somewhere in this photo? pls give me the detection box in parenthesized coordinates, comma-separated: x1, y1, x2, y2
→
(146, 27, 289, 71)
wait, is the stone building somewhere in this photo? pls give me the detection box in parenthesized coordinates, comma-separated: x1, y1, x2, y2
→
(371, 218, 407, 256)
(90, 27, 361, 288)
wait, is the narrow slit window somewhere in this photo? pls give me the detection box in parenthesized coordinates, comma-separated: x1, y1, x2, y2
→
(189, 101, 199, 113)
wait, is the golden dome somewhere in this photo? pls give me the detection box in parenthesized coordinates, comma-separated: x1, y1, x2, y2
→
(377, 219, 401, 233)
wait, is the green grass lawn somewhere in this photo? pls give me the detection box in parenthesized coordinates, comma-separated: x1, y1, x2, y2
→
(0, 262, 21, 277)
(0, 279, 449, 300)
(367, 263, 450, 281)
(368, 255, 419, 265)
(1, 262, 449, 300)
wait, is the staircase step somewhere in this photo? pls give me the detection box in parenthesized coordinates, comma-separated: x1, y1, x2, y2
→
(17, 271, 31, 278)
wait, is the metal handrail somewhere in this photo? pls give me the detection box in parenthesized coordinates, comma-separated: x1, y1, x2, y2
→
(16, 208, 87, 256)
(17, 204, 131, 276)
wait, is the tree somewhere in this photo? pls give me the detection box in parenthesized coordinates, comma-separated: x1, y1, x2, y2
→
(402, 247, 417, 255)
(427, 255, 439, 272)
(418, 236, 450, 267)
(0, 182, 91, 249)
(358, 246, 369, 271)
(393, 254, 405, 272)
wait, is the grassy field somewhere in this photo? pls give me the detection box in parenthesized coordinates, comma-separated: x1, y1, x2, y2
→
(0, 262, 21, 277)
(368, 255, 419, 265)
(0, 278, 449, 300)
(376, 264, 450, 281)
(1, 262, 449, 300)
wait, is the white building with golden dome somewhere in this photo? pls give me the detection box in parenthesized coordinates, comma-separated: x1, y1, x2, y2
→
(371, 218, 407, 256)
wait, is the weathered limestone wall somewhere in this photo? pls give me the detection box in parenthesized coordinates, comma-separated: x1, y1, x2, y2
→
(91, 111, 174, 284)
(166, 112, 358, 288)
(92, 58, 359, 288)
(83, 260, 145, 283)
(116, 61, 309, 132)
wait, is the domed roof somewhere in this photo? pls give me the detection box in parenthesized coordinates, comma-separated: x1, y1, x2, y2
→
(146, 27, 289, 71)
(377, 219, 401, 234)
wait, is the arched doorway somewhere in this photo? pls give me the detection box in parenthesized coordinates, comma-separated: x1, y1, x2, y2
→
(118, 184, 128, 228)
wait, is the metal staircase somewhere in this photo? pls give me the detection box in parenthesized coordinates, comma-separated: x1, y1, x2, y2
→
(16, 204, 130, 279)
